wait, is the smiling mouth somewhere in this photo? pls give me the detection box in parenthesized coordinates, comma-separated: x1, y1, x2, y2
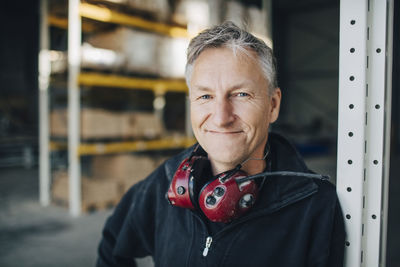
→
(206, 130, 243, 134)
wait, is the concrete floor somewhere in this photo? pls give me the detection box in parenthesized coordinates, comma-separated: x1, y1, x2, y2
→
(0, 167, 155, 267)
(0, 155, 398, 267)
(0, 167, 111, 267)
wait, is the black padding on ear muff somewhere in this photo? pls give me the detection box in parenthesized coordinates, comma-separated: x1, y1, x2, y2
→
(189, 157, 212, 209)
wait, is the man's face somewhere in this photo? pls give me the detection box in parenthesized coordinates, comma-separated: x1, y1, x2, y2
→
(189, 47, 281, 174)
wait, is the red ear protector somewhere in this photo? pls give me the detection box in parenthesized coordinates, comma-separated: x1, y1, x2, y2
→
(167, 144, 265, 223)
(167, 155, 258, 223)
(167, 145, 329, 223)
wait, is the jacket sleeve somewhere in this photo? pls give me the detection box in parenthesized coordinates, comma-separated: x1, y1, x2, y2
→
(327, 200, 346, 267)
(96, 168, 162, 267)
(307, 182, 346, 267)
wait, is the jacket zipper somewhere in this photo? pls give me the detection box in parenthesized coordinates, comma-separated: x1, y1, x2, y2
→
(202, 236, 213, 257)
(192, 186, 318, 259)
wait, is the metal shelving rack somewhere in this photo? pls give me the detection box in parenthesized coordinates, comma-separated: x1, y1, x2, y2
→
(48, 2, 188, 38)
(39, 0, 194, 216)
(78, 72, 188, 93)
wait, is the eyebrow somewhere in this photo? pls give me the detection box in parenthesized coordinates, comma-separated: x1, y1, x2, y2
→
(192, 82, 251, 93)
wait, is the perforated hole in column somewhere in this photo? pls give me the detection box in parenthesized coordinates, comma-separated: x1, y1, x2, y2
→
(375, 104, 380, 109)
(350, 20, 356, 25)
(345, 241, 350, 247)
(373, 160, 378, 165)
(372, 214, 377, 219)
(348, 160, 353, 165)
(376, 48, 381, 53)
(346, 214, 351, 219)
(349, 104, 354, 109)
(349, 76, 355, 81)
(347, 187, 352, 192)
(348, 132, 354, 137)
(350, 48, 355, 53)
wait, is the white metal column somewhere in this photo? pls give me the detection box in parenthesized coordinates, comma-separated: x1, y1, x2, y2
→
(364, 0, 383, 264)
(337, 0, 367, 265)
(68, 0, 82, 216)
(337, 0, 393, 266)
(39, 0, 51, 206)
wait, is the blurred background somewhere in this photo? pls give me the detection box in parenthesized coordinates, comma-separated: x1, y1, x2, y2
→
(0, 0, 398, 266)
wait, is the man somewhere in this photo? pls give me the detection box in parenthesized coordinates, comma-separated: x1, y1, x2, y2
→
(97, 22, 345, 267)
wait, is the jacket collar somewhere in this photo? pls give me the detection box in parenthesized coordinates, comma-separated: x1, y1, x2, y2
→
(253, 132, 318, 213)
(164, 132, 319, 213)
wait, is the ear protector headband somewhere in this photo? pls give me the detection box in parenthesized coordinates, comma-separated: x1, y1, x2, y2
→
(167, 145, 329, 223)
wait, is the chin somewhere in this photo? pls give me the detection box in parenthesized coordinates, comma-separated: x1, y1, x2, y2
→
(197, 134, 248, 161)
(206, 146, 244, 167)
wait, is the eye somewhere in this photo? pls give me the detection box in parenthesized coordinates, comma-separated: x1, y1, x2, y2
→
(200, 94, 212, 100)
(237, 92, 249, 97)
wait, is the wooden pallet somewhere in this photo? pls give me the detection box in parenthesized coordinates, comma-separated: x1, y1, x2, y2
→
(52, 171, 123, 213)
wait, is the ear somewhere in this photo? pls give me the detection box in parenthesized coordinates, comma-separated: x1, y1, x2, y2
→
(269, 88, 281, 123)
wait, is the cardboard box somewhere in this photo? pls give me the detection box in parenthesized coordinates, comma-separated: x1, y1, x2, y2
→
(87, 27, 161, 75)
(92, 154, 155, 179)
(91, 154, 156, 192)
(81, 43, 125, 71)
(50, 45, 125, 74)
(158, 37, 188, 78)
(99, 0, 170, 22)
(52, 171, 122, 212)
(128, 112, 164, 139)
(127, 0, 170, 22)
(50, 108, 163, 139)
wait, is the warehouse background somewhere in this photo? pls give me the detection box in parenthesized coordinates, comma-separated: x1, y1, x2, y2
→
(0, 0, 398, 266)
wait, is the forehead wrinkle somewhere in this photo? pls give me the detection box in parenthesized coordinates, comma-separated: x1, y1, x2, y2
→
(228, 81, 253, 91)
(191, 75, 256, 96)
(192, 85, 213, 93)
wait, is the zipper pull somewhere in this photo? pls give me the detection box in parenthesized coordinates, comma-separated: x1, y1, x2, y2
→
(202, 236, 213, 257)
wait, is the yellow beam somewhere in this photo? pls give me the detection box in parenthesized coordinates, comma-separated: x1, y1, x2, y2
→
(48, 15, 96, 32)
(78, 137, 196, 155)
(50, 141, 67, 151)
(50, 137, 196, 155)
(48, 15, 68, 29)
(79, 72, 188, 94)
(79, 3, 188, 38)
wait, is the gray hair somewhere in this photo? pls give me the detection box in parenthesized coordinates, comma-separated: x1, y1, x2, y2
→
(185, 21, 278, 94)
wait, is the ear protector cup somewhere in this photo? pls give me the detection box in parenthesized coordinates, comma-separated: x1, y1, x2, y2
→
(167, 156, 199, 209)
(167, 156, 212, 209)
(197, 170, 258, 223)
(167, 156, 259, 223)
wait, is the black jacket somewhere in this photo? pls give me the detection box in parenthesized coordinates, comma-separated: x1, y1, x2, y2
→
(97, 133, 345, 267)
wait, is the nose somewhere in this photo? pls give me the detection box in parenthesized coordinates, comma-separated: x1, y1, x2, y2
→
(212, 97, 235, 127)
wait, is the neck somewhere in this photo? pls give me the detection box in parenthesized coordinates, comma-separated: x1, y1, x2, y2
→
(241, 157, 267, 175)
(209, 157, 267, 176)
(209, 146, 269, 176)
